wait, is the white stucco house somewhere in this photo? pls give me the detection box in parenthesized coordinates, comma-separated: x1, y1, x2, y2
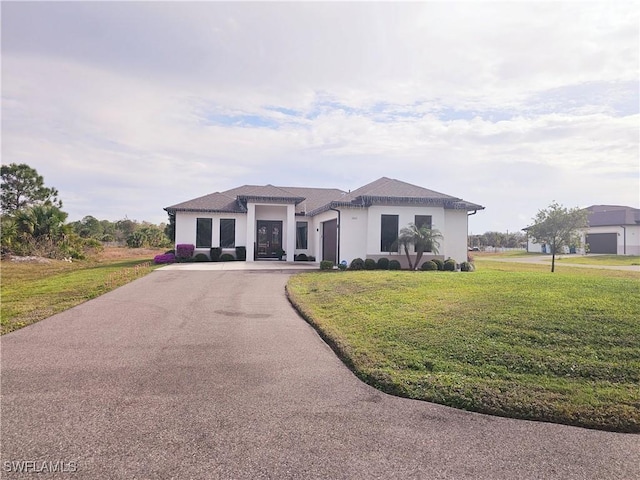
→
(165, 177, 484, 267)
(525, 205, 640, 255)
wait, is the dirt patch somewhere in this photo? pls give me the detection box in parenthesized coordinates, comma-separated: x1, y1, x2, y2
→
(8, 256, 54, 264)
(98, 247, 167, 260)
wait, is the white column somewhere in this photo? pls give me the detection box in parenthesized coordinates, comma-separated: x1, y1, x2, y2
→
(286, 204, 296, 261)
(246, 202, 256, 261)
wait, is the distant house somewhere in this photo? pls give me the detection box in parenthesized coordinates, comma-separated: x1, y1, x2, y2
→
(525, 205, 640, 255)
(165, 177, 484, 267)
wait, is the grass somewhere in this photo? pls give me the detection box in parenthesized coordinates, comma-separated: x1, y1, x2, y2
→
(1, 248, 165, 335)
(287, 263, 640, 432)
(554, 255, 640, 266)
(473, 250, 640, 266)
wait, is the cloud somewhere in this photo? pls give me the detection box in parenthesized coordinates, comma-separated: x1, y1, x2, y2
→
(2, 1, 638, 231)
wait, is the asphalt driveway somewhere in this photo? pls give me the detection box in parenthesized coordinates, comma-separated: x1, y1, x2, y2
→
(2, 269, 638, 479)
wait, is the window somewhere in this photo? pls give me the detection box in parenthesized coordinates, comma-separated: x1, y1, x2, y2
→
(381, 215, 399, 252)
(415, 215, 432, 229)
(415, 215, 433, 252)
(220, 219, 235, 248)
(196, 218, 212, 248)
(296, 222, 308, 249)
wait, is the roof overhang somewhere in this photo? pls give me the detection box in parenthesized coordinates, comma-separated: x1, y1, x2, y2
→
(237, 195, 306, 205)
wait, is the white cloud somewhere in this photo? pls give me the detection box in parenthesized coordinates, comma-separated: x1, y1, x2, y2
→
(1, 1, 638, 231)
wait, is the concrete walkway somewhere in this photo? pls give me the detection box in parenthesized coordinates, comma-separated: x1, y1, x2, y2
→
(1, 270, 638, 479)
(160, 260, 320, 272)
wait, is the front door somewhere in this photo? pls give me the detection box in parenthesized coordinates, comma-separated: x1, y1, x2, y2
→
(322, 219, 338, 264)
(256, 220, 283, 258)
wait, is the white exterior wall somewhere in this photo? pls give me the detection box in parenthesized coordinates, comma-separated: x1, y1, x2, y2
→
(338, 208, 368, 265)
(526, 237, 543, 253)
(174, 203, 475, 263)
(365, 205, 446, 256)
(174, 211, 247, 257)
(443, 209, 470, 262)
(527, 225, 640, 255)
(623, 225, 640, 255)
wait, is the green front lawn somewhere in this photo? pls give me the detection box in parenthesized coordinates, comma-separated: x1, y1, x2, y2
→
(555, 255, 640, 266)
(287, 265, 640, 432)
(1, 249, 163, 335)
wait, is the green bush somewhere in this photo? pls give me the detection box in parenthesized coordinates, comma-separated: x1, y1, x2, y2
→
(320, 260, 334, 271)
(235, 246, 246, 261)
(376, 257, 389, 270)
(364, 258, 377, 270)
(349, 258, 365, 270)
(460, 261, 473, 272)
(389, 260, 401, 270)
(444, 258, 457, 271)
(194, 253, 209, 262)
(432, 258, 444, 271)
(421, 260, 438, 271)
(220, 253, 235, 262)
(210, 247, 222, 262)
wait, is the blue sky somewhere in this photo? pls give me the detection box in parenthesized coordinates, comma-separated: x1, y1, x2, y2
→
(2, 1, 638, 233)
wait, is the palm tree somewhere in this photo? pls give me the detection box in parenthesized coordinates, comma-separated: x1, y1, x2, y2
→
(13, 204, 69, 256)
(395, 223, 443, 270)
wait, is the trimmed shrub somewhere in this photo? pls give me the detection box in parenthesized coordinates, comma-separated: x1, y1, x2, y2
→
(164, 249, 175, 255)
(460, 261, 473, 272)
(176, 244, 194, 260)
(320, 260, 334, 271)
(210, 247, 222, 262)
(389, 260, 401, 270)
(432, 258, 445, 271)
(376, 257, 390, 270)
(154, 253, 175, 264)
(194, 253, 209, 262)
(349, 258, 365, 270)
(295, 253, 308, 262)
(220, 253, 235, 262)
(444, 258, 457, 271)
(235, 246, 246, 261)
(421, 260, 438, 271)
(364, 258, 377, 270)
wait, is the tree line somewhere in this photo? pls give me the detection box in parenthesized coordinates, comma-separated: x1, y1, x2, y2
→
(1, 163, 171, 259)
(468, 231, 527, 249)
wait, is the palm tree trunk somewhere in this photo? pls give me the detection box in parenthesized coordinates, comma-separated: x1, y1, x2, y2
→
(403, 244, 414, 270)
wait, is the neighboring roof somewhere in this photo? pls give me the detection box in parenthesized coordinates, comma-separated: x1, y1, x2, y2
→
(586, 205, 640, 227)
(522, 204, 640, 231)
(165, 177, 484, 216)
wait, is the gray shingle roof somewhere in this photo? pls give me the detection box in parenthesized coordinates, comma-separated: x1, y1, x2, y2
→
(165, 177, 484, 215)
(165, 192, 243, 213)
(310, 177, 484, 215)
(586, 205, 640, 227)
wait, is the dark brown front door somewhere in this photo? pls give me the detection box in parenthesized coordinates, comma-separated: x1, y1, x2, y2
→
(257, 221, 283, 258)
(322, 219, 337, 264)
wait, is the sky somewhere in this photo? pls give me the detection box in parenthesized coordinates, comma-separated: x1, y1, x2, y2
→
(2, 1, 638, 234)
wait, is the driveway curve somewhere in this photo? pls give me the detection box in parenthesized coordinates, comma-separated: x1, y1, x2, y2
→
(2, 270, 638, 479)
